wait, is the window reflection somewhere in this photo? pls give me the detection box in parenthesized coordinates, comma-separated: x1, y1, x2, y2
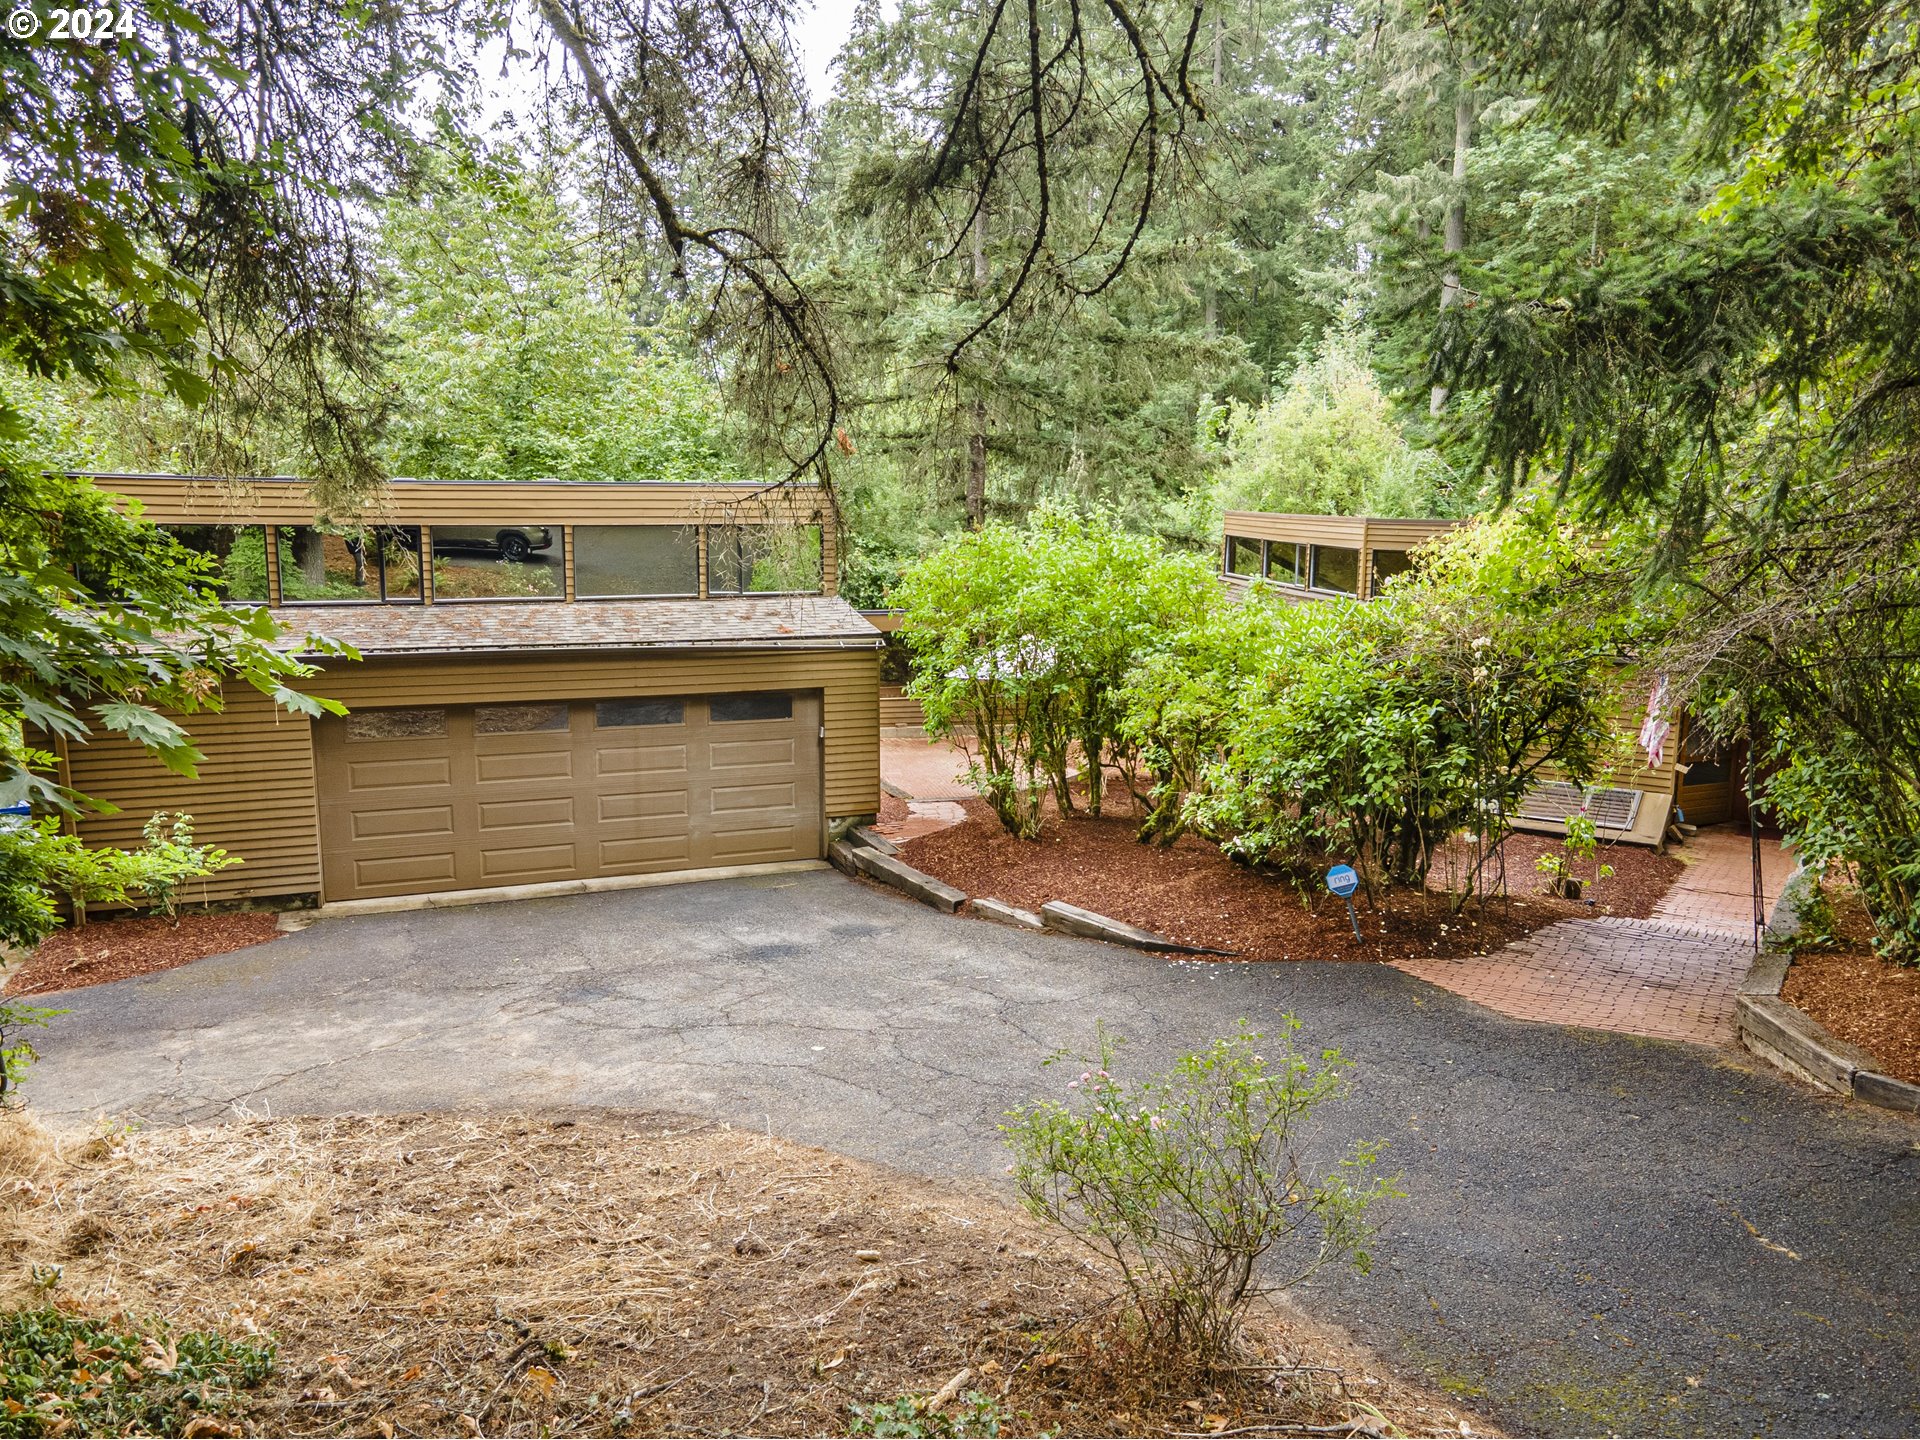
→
(163, 525, 270, 602)
(708, 525, 823, 594)
(427, 523, 564, 600)
(277, 526, 422, 603)
(575, 525, 698, 597)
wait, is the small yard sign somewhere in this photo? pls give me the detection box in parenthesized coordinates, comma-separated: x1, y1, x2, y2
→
(1326, 864, 1362, 942)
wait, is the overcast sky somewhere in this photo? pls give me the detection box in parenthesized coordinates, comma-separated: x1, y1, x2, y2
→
(475, 0, 877, 130)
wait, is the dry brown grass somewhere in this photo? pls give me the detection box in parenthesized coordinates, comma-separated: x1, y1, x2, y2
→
(0, 1109, 1489, 1438)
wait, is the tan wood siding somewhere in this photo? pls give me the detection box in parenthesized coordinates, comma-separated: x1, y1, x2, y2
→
(94, 475, 828, 526)
(879, 685, 927, 730)
(1364, 518, 1462, 548)
(1223, 512, 1368, 547)
(58, 649, 879, 906)
(57, 688, 322, 903)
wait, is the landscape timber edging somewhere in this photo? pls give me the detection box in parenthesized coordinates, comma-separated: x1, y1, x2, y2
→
(971, 897, 1045, 931)
(842, 845, 967, 914)
(1736, 866, 1920, 1113)
(1037, 901, 1237, 956)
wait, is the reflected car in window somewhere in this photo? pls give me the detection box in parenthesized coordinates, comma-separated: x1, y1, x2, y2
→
(422, 525, 555, 563)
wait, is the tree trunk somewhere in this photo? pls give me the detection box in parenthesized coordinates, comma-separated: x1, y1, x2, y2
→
(966, 200, 989, 528)
(1430, 84, 1473, 417)
(294, 528, 326, 587)
(1203, 14, 1223, 335)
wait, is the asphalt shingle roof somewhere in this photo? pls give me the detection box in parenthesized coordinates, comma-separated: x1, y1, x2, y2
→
(273, 596, 884, 657)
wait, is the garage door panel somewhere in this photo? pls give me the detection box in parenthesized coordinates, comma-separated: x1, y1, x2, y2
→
(707, 826, 806, 863)
(599, 791, 689, 822)
(478, 797, 575, 830)
(355, 852, 459, 890)
(479, 842, 578, 880)
(348, 804, 455, 842)
(600, 835, 694, 868)
(347, 757, 453, 791)
(476, 750, 574, 784)
(596, 745, 689, 777)
(709, 738, 797, 769)
(317, 691, 822, 902)
(711, 782, 797, 813)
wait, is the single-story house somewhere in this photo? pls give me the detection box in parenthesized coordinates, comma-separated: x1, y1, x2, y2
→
(1219, 509, 1742, 845)
(1220, 509, 1456, 602)
(54, 474, 882, 906)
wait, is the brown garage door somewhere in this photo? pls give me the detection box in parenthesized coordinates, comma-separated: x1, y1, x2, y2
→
(314, 692, 823, 902)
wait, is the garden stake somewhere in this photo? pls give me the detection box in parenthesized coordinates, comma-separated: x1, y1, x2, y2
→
(1326, 865, 1362, 942)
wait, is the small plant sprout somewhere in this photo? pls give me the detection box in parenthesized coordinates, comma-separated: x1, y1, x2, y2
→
(1536, 804, 1615, 903)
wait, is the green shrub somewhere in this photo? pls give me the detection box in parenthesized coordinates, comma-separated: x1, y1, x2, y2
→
(1534, 808, 1615, 901)
(0, 1000, 64, 1103)
(1759, 738, 1920, 962)
(1128, 505, 1623, 907)
(14, 812, 239, 931)
(133, 812, 239, 920)
(0, 1308, 273, 1437)
(1002, 1020, 1397, 1364)
(894, 508, 1218, 838)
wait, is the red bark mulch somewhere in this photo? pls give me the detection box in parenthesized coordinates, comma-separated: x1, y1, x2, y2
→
(5, 911, 283, 998)
(895, 798, 1685, 965)
(1783, 893, 1920, 1086)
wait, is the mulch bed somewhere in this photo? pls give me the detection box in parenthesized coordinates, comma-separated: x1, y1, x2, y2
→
(1783, 891, 1920, 1086)
(896, 798, 1685, 965)
(4, 911, 282, 997)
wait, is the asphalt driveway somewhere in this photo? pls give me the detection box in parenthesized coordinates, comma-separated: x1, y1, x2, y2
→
(27, 870, 1920, 1436)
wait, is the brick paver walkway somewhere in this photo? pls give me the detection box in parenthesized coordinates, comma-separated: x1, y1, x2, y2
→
(1393, 827, 1798, 1046)
(1649, 825, 1797, 938)
(1393, 916, 1755, 1046)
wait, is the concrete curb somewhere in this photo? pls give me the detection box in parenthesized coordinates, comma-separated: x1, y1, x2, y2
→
(1736, 870, 1920, 1113)
(972, 897, 1045, 931)
(842, 847, 967, 914)
(1038, 901, 1236, 956)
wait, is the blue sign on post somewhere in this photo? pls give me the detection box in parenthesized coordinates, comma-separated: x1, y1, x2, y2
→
(1326, 864, 1362, 942)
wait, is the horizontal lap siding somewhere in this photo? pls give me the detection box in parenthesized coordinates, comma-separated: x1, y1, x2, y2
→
(1362, 519, 1462, 549)
(879, 686, 926, 728)
(99, 476, 830, 527)
(59, 689, 322, 902)
(316, 650, 880, 820)
(1223, 512, 1367, 548)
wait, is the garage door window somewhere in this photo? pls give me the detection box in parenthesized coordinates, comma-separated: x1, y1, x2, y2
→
(475, 703, 569, 734)
(711, 693, 793, 722)
(595, 699, 685, 727)
(345, 708, 446, 742)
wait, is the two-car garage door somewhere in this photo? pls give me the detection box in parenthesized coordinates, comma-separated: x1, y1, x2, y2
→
(313, 691, 823, 902)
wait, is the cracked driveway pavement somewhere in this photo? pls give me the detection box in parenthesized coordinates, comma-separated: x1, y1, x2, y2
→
(29, 869, 1920, 1437)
